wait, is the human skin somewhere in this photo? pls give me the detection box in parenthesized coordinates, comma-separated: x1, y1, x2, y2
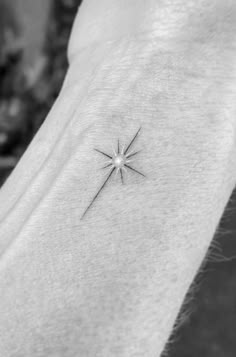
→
(0, 1, 236, 356)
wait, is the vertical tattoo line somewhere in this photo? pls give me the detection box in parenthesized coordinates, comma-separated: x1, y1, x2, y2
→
(124, 126, 142, 154)
(81, 167, 115, 219)
(120, 168, 124, 184)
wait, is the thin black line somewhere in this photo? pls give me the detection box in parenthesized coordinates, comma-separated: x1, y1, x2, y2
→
(124, 127, 141, 155)
(126, 150, 141, 159)
(118, 139, 120, 154)
(94, 148, 112, 159)
(120, 168, 124, 184)
(101, 163, 112, 169)
(124, 164, 145, 177)
(81, 167, 115, 219)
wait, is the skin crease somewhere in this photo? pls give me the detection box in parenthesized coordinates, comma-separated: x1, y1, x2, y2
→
(0, 1, 236, 356)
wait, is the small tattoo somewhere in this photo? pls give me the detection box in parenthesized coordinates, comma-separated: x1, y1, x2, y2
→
(81, 126, 145, 219)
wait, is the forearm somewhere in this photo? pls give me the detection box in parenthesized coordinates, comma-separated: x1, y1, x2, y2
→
(0, 1, 236, 356)
(65, 26, 236, 354)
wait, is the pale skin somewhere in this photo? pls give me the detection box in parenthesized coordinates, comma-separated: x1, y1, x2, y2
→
(0, 1, 236, 356)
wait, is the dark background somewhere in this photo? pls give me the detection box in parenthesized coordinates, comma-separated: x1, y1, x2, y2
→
(0, 1, 235, 356)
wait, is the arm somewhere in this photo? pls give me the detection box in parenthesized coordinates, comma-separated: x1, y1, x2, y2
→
(0, 1, 236, 356)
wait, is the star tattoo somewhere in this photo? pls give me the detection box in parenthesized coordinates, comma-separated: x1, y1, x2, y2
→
(81, 126, 145, 219)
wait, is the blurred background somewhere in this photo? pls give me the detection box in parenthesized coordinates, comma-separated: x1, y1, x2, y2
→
(0, 1, 235, 356)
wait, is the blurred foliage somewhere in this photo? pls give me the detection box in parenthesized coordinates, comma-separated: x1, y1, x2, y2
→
(0, 0, 82, 183)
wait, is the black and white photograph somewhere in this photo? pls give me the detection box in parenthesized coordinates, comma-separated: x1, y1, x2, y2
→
(0, 1, 236, 356)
